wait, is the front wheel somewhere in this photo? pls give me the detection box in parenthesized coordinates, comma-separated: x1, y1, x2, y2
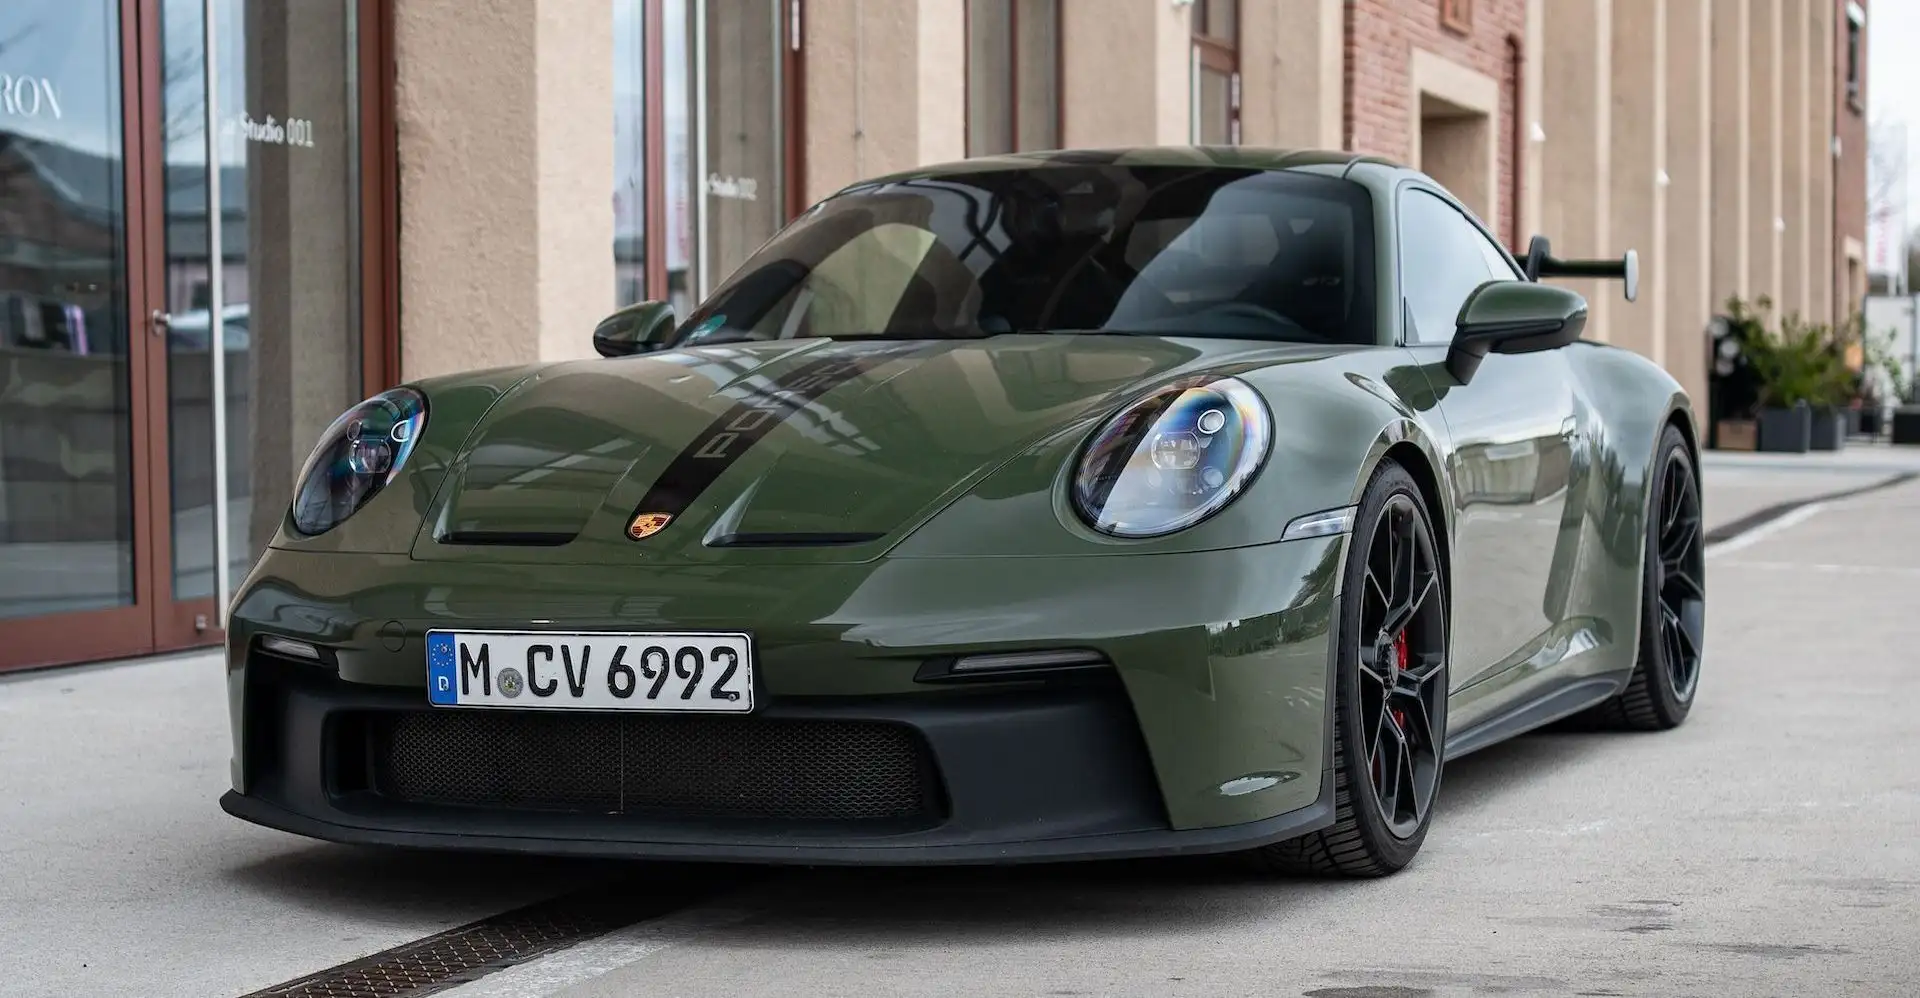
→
(1251, 460, 1449, 877)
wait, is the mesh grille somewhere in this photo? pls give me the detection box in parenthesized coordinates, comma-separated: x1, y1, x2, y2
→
(368, 710, 936, 822)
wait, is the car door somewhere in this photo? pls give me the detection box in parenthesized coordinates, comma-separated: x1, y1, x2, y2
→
(1396, 187, 1583, 696)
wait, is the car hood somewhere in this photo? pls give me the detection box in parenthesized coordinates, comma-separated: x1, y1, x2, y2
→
(407, 335, 1347, 565)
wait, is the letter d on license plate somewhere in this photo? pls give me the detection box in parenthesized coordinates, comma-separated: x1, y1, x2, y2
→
(426, 630, 754, 712)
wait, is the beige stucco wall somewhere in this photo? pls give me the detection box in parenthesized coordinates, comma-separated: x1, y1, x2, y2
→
(1060, 0, 1189, 146)
(395, 0, 614, 380)
(378, 0, 1857, 404)
(1239, 0, 1342, 149)
(1664, 0, 1712, 403)
(804, 0, 965, 205)
(1609, 0, 1661, 363)
(1539, 0, 1613, 341)
(1710, 0, 1751, 310)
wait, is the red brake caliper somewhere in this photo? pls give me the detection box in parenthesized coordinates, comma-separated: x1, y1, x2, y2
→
(1391, 630, 1409, 735)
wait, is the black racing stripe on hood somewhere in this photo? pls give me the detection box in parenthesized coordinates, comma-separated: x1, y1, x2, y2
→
(626, 343, 923, 531)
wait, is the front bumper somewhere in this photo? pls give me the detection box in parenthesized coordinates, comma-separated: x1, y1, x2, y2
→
(224, 538, 1344, 861)
(221, 654, 1333, 864)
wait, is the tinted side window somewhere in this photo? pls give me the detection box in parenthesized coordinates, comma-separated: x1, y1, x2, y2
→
(1398, 190, 1498, 345)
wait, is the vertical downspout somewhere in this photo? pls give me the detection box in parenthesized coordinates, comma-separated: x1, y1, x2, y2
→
(1506, 32, 1526, 249)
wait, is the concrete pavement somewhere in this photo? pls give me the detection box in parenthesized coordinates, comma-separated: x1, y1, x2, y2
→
(4, 448, 1919, 998)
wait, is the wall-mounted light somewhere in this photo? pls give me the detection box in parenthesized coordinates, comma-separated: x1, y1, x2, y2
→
(1530, 122, 1546, 143)
(1775, 216, 1788, 233)
(1656, 169, 1671, 187)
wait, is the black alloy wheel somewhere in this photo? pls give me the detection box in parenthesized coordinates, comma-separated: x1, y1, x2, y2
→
(1587, 424, 1704, 730)
(1252, 459, 1448, 877)
(1356, 491, 1448, 840)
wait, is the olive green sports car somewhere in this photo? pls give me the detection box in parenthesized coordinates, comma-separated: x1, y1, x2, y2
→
(221, 149, 1705, 876)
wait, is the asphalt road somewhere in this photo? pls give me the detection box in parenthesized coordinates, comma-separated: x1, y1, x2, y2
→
(4, 448, 1918, 998)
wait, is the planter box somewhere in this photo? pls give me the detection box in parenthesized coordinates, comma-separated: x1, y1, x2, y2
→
(1757, 406, 1812, 453)
(1893, 407, 1920, 446)
(1713, 418, 1757, 451)
(1809, 407, 1847, 451)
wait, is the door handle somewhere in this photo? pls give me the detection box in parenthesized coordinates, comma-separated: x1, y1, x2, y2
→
(149, 309, 171, 337)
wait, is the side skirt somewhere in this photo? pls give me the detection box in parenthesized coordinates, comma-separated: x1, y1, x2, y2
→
(1442, 673, 1629, 761)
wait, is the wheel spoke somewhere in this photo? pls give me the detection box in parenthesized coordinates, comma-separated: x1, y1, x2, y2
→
(1392, 728, 1417, 820)
(1364, 696, 1388, 771)
(1365, 568, 1391, 627)
(1670, 603, 1704, 663)
(1401, 691, 1438, 752)
(1663, 566, 1705, 602)
(1374, 726, 1404, 818)
(1660, 513, 1698, 562)
(1358, 647, 1393, 687)
(1405, 650, 1447, 685)
(1660, 605, 1686, 670)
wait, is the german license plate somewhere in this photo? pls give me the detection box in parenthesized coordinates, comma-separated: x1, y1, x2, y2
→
(426, 630, 754, 712)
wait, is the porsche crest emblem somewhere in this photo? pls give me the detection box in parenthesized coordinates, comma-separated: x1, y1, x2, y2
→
(628, 512, 674, 540)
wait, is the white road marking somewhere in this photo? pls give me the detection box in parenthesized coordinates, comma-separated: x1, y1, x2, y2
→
(1705, 501, 1828, 557)
(1711, 560, 1920, 578)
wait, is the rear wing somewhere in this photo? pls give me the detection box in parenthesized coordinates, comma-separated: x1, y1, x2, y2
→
(1514, 235, 1639, 303)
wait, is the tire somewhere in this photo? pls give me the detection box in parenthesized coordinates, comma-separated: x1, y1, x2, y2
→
(1250, 459, 1449, 877)
(1582, 424, 1704, 731)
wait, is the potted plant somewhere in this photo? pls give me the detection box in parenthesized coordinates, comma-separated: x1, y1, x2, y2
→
(1894, 378, 1920, 446)
(1730, 298, 1816, 453)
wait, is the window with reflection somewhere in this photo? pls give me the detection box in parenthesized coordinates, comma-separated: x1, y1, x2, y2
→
(0, 0, 136, 620)
(1192, 0, 1239, 146)
(966, 0, 1060, 156)
(160, 0, 364, 600)
(678, 166, 1377, 347)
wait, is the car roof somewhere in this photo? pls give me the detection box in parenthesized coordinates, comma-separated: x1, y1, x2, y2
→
(856, 147, 1409, 187)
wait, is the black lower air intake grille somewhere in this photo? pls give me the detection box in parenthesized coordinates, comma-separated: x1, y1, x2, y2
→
(367, 710, 937, 822)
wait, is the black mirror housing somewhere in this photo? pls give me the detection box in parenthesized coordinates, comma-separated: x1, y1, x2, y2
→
(592, 301, 677, 358)
(1443, 281, 1590, 384)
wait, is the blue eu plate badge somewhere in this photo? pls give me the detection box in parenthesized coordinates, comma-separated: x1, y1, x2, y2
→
(427, 632, 458, 705)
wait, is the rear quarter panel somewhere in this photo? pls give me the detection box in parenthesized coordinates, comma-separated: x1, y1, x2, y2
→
(1552, 341, 1696, 692)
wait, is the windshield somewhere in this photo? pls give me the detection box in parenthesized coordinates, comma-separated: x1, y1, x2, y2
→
(672, 164, 1378, 348)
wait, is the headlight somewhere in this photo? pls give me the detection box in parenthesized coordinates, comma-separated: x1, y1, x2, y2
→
(1071, 376, 1271, 538)
(290, 388, 427, 535)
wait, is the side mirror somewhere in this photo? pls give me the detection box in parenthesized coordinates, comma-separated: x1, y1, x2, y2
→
(1444, 281, 1590, 385)
(592, 301, 676, 358)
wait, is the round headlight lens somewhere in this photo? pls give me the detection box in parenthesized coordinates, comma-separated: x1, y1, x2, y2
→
(1071, 376, 1271, 538)
(290, 388, 427, 535)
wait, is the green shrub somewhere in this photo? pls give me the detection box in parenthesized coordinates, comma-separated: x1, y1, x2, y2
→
(1726, 295, 1853, 410)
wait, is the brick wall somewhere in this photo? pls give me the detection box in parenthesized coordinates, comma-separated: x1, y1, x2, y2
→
(1344, 0, 1528, 237)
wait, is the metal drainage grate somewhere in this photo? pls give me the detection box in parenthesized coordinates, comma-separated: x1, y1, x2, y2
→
(236, 876, 734, 998)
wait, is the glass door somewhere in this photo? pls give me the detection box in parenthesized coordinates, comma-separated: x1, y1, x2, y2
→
(0, 0, 153, 669)
(151, 0, 364, 649)
(661, 0, 793, 316)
